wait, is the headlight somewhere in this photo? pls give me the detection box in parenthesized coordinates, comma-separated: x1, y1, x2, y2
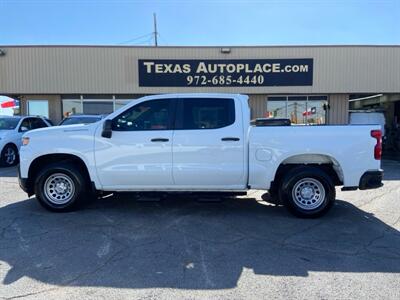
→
(22, 137, 30, 146)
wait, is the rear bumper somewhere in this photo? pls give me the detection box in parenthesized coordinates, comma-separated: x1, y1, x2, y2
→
(359, 170, 384, 190)
(341, 170, 383, 191)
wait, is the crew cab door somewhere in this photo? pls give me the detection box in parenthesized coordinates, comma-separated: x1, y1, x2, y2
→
(94, 98, 176, 189)
(172, 96, 246, 189)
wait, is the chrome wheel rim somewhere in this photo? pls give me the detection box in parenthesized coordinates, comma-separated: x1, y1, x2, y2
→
(292, 178, 325, 210)
(4, 147, 16, 165)
(44, 173, 75, 205)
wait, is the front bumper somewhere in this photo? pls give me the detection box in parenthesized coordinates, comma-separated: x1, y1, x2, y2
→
(359, 170, 384, 190)
(17, 164, 32, 195)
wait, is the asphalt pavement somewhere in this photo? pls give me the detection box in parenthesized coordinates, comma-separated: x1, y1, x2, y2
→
(0, 161, 399, 299)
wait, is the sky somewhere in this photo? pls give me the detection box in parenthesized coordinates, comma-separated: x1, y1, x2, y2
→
(0, 0, 399, 46)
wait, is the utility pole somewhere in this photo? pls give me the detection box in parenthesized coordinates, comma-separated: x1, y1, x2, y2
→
(153, 13, 158, 47)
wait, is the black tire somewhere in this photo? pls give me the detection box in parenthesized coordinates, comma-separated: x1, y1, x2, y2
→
(34, 162, 91, 212)
(279, 166, 336, 218)
(0, 144, 19, 167)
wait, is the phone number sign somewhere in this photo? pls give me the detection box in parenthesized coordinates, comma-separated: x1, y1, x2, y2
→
(138, 59, 313, 87)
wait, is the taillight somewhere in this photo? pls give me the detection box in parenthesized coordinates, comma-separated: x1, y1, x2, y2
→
(371, 130, 382, 160)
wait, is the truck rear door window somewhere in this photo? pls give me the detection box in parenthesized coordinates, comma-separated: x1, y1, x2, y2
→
(177, 98, 235, 130)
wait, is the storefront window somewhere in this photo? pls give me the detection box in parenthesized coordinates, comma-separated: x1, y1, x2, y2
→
(115, 100, 132, 111)
(288, 96, 307, 124)
(307, 98, 328, 125)
(61, 97, 137, 116)
(62, 99, 83, 117)
(267, 95, 328, 125)
(83, 101, 114, 115)
(267, 96, 287, 119)
(27, 100, 49, 118)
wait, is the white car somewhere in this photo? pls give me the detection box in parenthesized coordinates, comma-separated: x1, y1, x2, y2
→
(18, 94, 383, 218)
(0, 116, 52, 167)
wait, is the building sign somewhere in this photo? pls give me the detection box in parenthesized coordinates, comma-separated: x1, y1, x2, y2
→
(138, 58, 313, 87)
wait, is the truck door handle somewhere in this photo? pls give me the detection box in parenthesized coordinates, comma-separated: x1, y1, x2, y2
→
(151, 138, 169, 142)
(221, 137, 240, 141)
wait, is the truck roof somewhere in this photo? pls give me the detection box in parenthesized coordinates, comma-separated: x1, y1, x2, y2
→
(142, 93, 248, 101)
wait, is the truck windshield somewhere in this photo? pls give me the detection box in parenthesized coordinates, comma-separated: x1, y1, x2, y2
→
(0, 118, 20, 130)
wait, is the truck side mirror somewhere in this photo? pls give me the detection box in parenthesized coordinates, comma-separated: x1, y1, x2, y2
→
(102, 120, 112, 138)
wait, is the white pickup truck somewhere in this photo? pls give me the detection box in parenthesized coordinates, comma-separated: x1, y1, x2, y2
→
(18, 93, 383, 218)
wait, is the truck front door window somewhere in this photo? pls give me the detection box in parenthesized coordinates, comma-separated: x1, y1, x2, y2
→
(112, 99, 171, 131)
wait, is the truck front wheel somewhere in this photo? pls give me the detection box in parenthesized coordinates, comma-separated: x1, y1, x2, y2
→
(279, 166, 336, 218)
(34, 163, 89, 212)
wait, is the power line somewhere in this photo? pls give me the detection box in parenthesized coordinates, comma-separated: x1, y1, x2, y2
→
(158, 33, 168, 46)
(122, 37, 154, 46)
(117, 14, 164, 46)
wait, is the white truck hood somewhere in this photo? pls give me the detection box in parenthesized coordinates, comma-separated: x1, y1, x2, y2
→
(22, 123, 100, 153)
(25, 124, 95, 136)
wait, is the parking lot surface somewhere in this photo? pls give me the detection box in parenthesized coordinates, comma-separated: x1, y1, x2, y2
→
(0, 161, 400, 299)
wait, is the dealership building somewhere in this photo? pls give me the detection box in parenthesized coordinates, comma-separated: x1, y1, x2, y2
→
(0, 45, 399, 127)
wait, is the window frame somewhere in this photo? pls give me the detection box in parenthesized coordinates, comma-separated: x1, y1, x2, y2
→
(111, 98, 177, 132)
(174, 98, 236, 131)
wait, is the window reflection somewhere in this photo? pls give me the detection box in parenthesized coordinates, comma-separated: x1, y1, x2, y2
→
(115, 100, 131, 111)
(27, 100, 49, 118)
(62, 97, 135, 117)
(267, 96, 328, 125)
(83, 101, 113, 115)
(307, 101, 327, 125)
(62, 100, 82, 117)
(267, 101, 287, 119)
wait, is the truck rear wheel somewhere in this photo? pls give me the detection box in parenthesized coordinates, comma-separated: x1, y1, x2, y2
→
(34, 163, 89, 212)
(279, 166, 335, 218)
